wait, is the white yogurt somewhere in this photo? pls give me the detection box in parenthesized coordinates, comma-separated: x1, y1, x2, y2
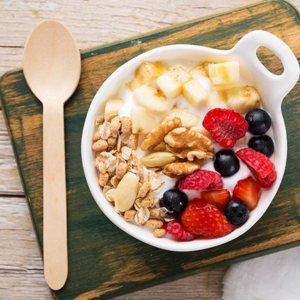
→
(116, 60, 275, 199)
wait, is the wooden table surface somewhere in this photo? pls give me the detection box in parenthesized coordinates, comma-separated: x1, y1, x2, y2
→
(0, 1, 299, 299)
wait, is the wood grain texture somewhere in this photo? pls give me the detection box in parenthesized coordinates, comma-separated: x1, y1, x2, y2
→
(0, 0, 300, 299)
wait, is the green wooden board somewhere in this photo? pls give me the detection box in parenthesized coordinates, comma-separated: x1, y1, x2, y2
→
(1, 1, 300, 299)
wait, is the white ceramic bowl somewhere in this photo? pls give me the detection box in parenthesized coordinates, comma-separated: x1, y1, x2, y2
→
(82, 31, 299, 252)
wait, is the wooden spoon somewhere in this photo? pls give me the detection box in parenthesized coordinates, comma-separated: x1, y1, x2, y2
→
(23, 20, 81, 290)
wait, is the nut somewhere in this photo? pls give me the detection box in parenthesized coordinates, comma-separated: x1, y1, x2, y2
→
(140, 192, 154, 208)
(107, 137, 117, 147)
(92, 139, 108, 151)
(116, 162, 128, 179)
(141, 152, 176, 168)
(153, 228, 166, 238)
(98, 172, 109, 186)
(153, 142, 166, 152)
(141, 117, 182, 151)
(127, 134, 139, 150)
(110, 116, 121, 135)
(137, 182, 151, 198)
(120, 116, 131, 133)
(124, 210, 136, 222)
(145, 219, 164, 229)
(165, 127, 214, 161)
(114, 172, 139, 212)
(163, 161, 202, 177)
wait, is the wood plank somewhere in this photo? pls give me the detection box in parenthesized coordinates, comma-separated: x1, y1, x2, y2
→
(2, 1, 300, 299)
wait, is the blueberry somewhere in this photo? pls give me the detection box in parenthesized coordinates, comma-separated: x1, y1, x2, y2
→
(248, 135, 274, 157)
(159, 189, 188, 216)
(214, 150, 240, 177)
(245, 109, 272, 135)
(225, 199, 249, 225)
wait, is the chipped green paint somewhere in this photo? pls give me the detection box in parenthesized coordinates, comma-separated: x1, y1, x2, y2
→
(1, 1, 300, 299)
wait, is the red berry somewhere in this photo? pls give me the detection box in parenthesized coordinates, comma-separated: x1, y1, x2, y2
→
(236, 148, 277, 188)
(233, 177, 262, 210)
(165, 221, 196, 241)
(203, 108, 248, 149)
(176, 170, 223, 190)
(181, 199, 234, 237)
(201, 189, 231, 211)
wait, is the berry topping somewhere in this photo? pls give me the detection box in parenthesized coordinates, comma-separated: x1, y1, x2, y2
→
(245, 108, 271, 135)
(181, 199, 234, 237)
(159, 189, 188, 216)
(233, 177, 261, 210)
(201, 189, 231, 211)
(202, 108, 248, 149)
(176, 170, 223, 190)
(248, 135, 274, 158)
(214, 150, 240, 177)
(165, 221, 196, 241)
(225, 199, 250, 225)
(236, 148, 277, 188)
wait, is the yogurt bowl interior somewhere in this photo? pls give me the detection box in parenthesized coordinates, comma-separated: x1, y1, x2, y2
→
(82, 31, 299, 252)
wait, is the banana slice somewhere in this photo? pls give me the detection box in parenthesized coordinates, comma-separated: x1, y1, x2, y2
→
(208, 61, 240, 89)
(163, 107, 199, 128)
(128, 61, 168, 90)
(104, 98, 123, 120)
(133, 84, 169, 113)
(157, 66, 191, 99)
(183, 79, 208, 106)
(115, 172, 139, 212)
(131, 107, 159, 134)
(208, 90, 228, 109)
(226, 86, 261, 114)
(189, 63, 209, 79)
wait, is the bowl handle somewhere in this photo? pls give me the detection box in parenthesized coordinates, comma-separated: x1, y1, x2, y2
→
(232, 30, 299, 102)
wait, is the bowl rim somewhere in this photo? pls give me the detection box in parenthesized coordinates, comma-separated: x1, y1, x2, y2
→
(81, 39, 291, 252)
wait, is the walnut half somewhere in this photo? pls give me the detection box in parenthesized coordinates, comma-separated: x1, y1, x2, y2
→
(163, 161, 203, 177)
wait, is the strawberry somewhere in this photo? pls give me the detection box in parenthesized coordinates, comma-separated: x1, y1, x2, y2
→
(233, 177, 262, 210)
(181, 199, 234, 237)
(201, 189, 231, 211)
(165, 221, 196, 241)
(236, 148, 277, 188)
(176, 170, 223, 190)
(203, 108, 248, 149)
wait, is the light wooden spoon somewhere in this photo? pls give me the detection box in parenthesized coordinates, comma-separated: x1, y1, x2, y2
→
(23, 20, 81, 291)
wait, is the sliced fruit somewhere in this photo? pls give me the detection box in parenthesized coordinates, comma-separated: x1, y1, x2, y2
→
(208, 61, 240, 89)
(115, 172, 139, 212)
(128, 61, 168, 90)
(131, 107, 158, 134)
(165, 221, 196, 241)
(141, 152, 176, 167)
(176, 170, 223, 190)
(200, 189, 231, 211)
(157, 66, 191, 99)
(189, 63, 209, 79)
(104, 98, 123, 120)
(133, 84, 169, 113)
(236, 148, 277, 188)
(226, 86, 261, 114)
(163, 107, 199, 128)
(233, 176, 262, 210)
(181, 199, 234, 237)
(182, 79, 208, 106)
(202, 108, 248, 149)
(208, 90, 228, 109)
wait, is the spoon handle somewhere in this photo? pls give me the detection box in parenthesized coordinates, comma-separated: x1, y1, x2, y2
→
(43, 103, 68, 291)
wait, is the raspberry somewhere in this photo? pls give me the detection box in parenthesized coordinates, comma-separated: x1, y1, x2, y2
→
(176, 170, 223, 190)
(236, 148, 277, 188)
(203, 108, 248, 149)
(181, 199, 234, 237)
(165, 221, 196, 241)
